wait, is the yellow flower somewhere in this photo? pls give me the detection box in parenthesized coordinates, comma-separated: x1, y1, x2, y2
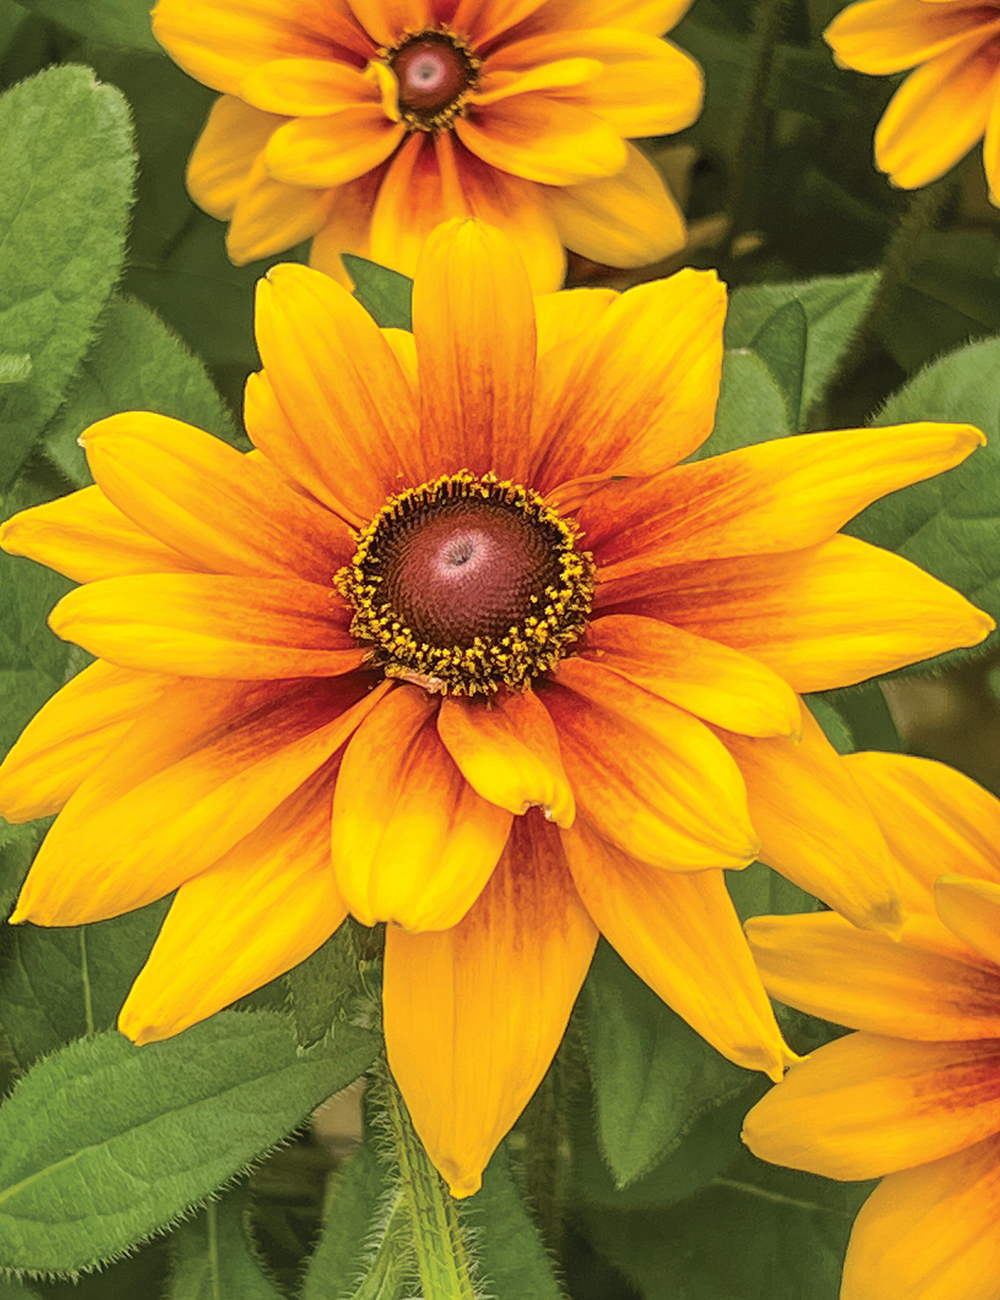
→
(150, 0, 705, 290)
(743, 751, 1000, 1300)
(826, 0, 1000, 198)
(0, 220, 991, 1197)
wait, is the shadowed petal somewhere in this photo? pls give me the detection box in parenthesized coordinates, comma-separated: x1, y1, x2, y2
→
(826, 0, 1000, 74)
(437, 688, 574, 827)
(742, 1033, 1000, 1180)
(80, 413, 351, 583)
(563, 820, 787, 1077)
(331, 685, 513, 930)
(545, 662, 758, 871)
(0, 486, 207, 584)
(581, 614, 801, 738)
(119, 764, 348, 1044)
(0, 662, 171, 822)
(384, 812, 597, 1197)
(455, 96, 626, 186)
(47, 575, 365, 679)
(186, 95, 281, 219)
(718, 708, 902, 930)
(226, 151, 331, 262)
(936, 875, 1000, 968)
(844, 752, 1000, 911)
(747, 911, 1000, 1040)
(12, 675, 387, 926)
(842, 1134, 1000, 1300)
(241, 57, 375, 115)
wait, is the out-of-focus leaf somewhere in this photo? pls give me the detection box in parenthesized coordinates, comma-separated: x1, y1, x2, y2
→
(466, 1145, 563, 1299)
(43, 295, 240, 487)
(820, 682, 902, 753)
(343, 256, 413, 331)
(583, 942, 757, 1188)
(0, 1012, 379, 1274)
(169, 1186, 283, 1300)
(0, 819, 47, 920)
(725, 273, 878, 422)
(726, 859, 823, 925)
(0, 65, 133, 488)
(694, 349, 790, 459)
(847, 335, 1000, 672)
(581, 1146, 875, 1300)
(0, 899, 169, 1071)
(16, 0, 157, 49)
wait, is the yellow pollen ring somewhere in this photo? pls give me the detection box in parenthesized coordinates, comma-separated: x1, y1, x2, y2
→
(336, 470, 595, 697)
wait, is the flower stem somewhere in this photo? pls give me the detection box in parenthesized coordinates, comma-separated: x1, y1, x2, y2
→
(378, 1063, 479, 1300)
(724, 0, 791, 259)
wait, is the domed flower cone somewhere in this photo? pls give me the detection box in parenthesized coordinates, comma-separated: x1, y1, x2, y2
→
(826, 0, 1000, 199)
(151, 0, 705, 289)
(743, 751, 1000, 1300)
(0, 220, 991, 1197)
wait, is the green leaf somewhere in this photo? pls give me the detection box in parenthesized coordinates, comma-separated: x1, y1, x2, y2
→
(0, 898, 169, 1071)
(0, 354, 31, 384)
(0, 819, 47, 920)
(725, 859, 823, 925)
(846, 334, 1000, 673)
(169, 1186, 283, 1300)
(693, 349, 790, 460)
(465, 1145, 563, 1299)
(42, 294, 240, 488)
(287, 922, 369, 1050)
(0, 1011, 378, 1274)
(581, 1146, 875, 1300)
(819, 682, 902, 753)
(343, 256, 413, 331)
(0, 1281, 40, 1299)
(301, 1143, 400, 1300)
(805, 695, 854, 755)
(725, 273, 878, 422)
(16, 0, 158, 50)
(583, 942, 757, 1188)
(0, 65, 134, 488)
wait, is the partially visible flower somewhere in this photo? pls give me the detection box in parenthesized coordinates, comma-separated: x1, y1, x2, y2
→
(0, 221, 991, 1197)
(151, 0, 705, 290)
(743, 751, 1000, 1300)
(826, 0, 1000, 199)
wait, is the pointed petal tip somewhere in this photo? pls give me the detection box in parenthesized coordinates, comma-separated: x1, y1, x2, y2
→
(444, 1169, 483, 1199)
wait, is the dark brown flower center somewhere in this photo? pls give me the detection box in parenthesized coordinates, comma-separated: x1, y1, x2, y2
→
(388, 30, 479, 129)
(337, 473, 595, 695)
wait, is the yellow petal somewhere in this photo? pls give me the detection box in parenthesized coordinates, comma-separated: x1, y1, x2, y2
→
(546, 660, 759, 871)
(455, 96, 626, 185)
(241, 57, 376, 116)
(582, 422, 986, 575)
(47, 574, 365, 679)
(12, 675, 387, 926)
(186, 95, 281, 220)
(226, 151, 331, 263)
(747, 910, 1000, 1040)
(384, 812, 597, 1197)
(844, 752, 1000, 911)
(265, 109, 405, 188)
(875, 30, 1000, 188)
(411, 218, 537, 481)
(542, 141, 686, 268)
(582, 614, 801, 738)
(534, 287, 617, 357)
(563, 821, 787, 1078)
(437, 688, 574, 827)
(607, 534, 994, 693)
(307, 167, 383, 282)
(0, 662, 169, 822)
(529, 267, 725, 491)
(936, 875, 1000, 968)
(345, 0, 430, 47)
(119, 765, 348, 1044)
(826, 0, 1000, 75)
(80, 412, 351, 582)
(331, 685, 512, 930)
(0, 485, 204, 584)
(842, 1135, 1000, 1300)
(719, 707, 903, 930)
(253, 262, 419, 522)
(743, 1032, 1000, 1180)
(471, 58, 603, 108)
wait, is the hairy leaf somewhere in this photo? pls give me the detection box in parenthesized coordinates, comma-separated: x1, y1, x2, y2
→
(0, 1012, 378, 1273)
(0, 65, 133, 488)
(466, 1145, 563, 1299)
(694, 349, 790, 460)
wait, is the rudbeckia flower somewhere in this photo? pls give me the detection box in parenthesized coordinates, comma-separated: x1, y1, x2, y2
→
(826, 0, 1000, 199)
(150, 0, 704, 289)
(0, 221, 991, 1197)
(743, 752, 1000, 1300)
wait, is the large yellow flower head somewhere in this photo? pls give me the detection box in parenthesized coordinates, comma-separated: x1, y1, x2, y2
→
(826, 0, 1000, 199)
(743, 752, 1000, 1300)
(0, 220, 991, 1197)
(150, 0, 704, 290)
